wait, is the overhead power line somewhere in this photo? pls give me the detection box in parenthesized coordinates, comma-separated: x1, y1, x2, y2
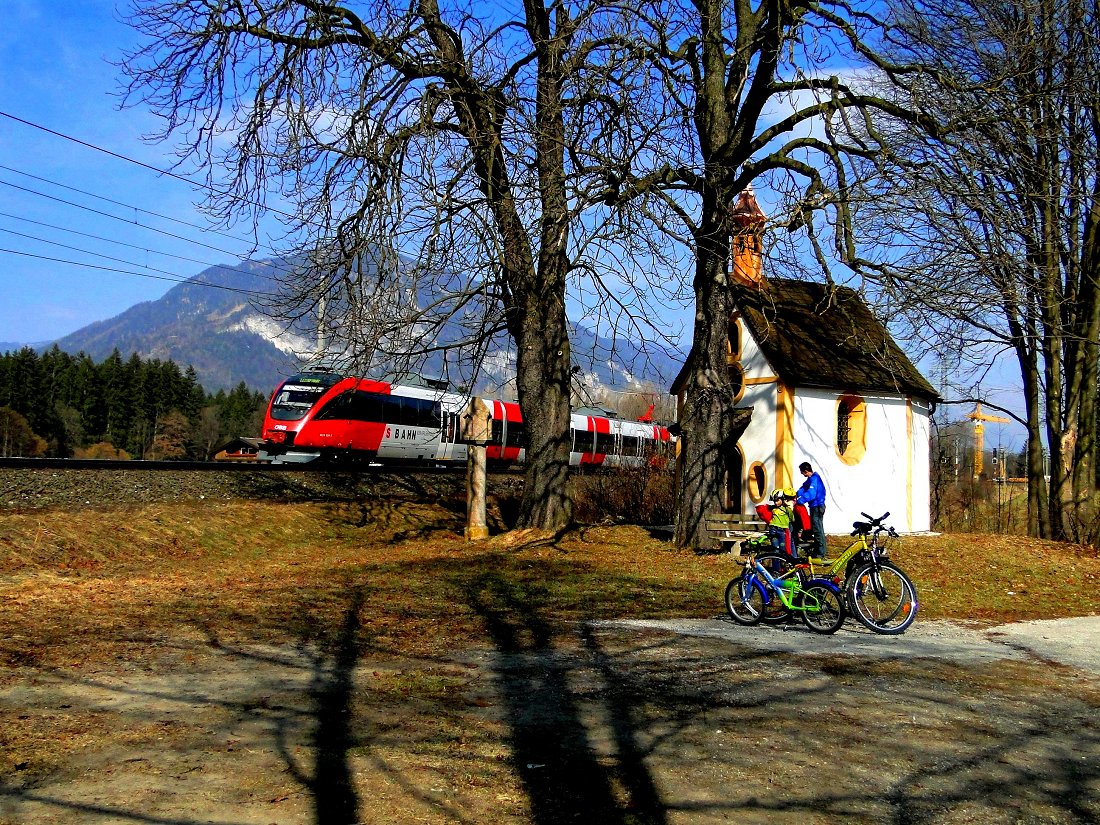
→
(0, 248, 275, 297)
(0, 109, 305, 229)
(0, 226, 276, 297)
(0, 209, 260, 277)
(0, 163, 258, 248)
(0, 177, 255, 261)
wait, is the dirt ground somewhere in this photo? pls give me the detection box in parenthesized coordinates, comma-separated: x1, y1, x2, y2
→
(3, 617, 1099, 825)
(2, 470, 1098, 824)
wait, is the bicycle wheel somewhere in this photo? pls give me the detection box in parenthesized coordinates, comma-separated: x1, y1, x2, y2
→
(799, 580, 845, 635)
(754, 553, 797, 624)
(724, 575, 766, 625)
(845, 560, 918, 634)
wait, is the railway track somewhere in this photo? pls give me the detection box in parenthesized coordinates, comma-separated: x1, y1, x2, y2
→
(0, 457, 471, 473)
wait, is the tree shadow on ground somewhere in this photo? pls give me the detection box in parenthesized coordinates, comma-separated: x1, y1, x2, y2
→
(278, 586, 364, 825)
(458, 568, 670, 825)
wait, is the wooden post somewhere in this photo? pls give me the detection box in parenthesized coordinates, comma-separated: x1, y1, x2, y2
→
(461, 397, 492, 541)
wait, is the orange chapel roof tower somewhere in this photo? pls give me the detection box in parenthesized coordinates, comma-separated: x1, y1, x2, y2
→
(730, 188, 767, 287)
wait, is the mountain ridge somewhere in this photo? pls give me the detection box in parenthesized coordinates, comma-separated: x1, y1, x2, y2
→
(23, 259, 683, 397)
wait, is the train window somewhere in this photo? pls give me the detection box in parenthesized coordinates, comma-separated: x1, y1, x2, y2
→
(418, 398, 443, 429)
(491, 418, 504, 445)
(271, 386, 328, 421)
(621, 435, 640, 456)
(572, 426, 590, 453)
(380, 395, 403, 425)
(398, 397, 438, 428)
(348, 391, 384, 422)
(314, 390, 354, 420)
(505, 419, 527, 448)
(595, 431, 616, 454)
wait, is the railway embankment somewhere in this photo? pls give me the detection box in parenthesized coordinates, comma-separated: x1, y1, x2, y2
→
(0, 465, 522, 512)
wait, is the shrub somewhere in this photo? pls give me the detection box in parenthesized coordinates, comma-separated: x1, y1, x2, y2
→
(571, 465, 675, 525)
(74, 442, 132, 460)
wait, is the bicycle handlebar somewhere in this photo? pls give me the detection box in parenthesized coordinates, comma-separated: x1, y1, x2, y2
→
(851, 512, 892, 536)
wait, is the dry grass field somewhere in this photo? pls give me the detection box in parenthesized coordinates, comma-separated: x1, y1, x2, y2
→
(2, 473, 1100, 824)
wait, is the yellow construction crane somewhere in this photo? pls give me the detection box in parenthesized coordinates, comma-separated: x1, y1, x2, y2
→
(967, 403, 1010, 479)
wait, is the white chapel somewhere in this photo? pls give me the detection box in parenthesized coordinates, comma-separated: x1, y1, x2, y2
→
(671, 192, 939, 533)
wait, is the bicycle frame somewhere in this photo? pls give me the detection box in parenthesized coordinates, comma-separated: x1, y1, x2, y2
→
(744, 553, 833, 614)
(799, 517, 896, 585)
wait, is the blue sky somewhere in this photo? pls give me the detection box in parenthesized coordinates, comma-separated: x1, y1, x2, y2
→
(0, 0, 262, 346)
(0, 1, 1028, 449)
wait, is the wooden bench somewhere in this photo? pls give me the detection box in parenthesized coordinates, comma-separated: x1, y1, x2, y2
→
(703, 513, 767, 553)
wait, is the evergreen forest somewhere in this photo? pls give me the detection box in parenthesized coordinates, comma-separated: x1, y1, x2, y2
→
(0, 346, 268, 459)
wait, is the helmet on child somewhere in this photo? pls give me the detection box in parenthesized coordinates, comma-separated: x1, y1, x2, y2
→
(769, 488, 784, 501)
(783, 487, 796, 499)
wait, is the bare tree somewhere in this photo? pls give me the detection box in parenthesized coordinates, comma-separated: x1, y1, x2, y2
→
(122, 0, 683, 531)
(605, 0, 936, 547)
(849, 0, 1100, 540)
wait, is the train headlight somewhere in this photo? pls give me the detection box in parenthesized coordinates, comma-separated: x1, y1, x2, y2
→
(265, 431, 287, 444)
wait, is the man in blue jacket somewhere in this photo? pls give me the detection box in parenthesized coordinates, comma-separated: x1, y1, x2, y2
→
(796, 462, 828, 557)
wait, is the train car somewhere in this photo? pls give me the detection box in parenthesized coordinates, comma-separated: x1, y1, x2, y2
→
(570, 407, 674, 468)
(258, 368, 674, 466)
(259, 368, 468, 464)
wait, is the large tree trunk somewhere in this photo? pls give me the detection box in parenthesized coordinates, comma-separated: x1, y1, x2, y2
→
(672, 0, 744, 549)
(513, 288, 574, 531)
(674, 199, 737, 548)
(509, 15, 574, 533)
(1022, 359, 1049, 537)
(1068, 193, 1100, 540)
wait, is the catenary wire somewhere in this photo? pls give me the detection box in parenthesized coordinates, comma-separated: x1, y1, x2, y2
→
(0, 163, 298, 282)
(0, 109, 306, 230)
(0, 209, 278, 280)
(0, 225, 276, 296)
(0, 248, 275, 297)
(0, 177, 265, 262)
(0, 163, 263, 248)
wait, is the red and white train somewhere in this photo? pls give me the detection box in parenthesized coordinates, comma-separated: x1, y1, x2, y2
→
(258, 367, 675, 466)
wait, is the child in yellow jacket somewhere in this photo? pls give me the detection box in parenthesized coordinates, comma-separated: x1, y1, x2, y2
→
(765, 489, 796, 557)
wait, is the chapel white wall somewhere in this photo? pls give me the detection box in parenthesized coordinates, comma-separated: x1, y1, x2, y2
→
(792, 388, 930, 534)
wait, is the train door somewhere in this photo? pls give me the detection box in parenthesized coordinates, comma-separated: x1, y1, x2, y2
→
(488, 401, 523, 464)
(437, 408, 454, 461)
(436, 403, 467, 463)
(609, 420, 623, 467)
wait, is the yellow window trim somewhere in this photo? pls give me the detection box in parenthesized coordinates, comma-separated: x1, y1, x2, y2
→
(747, 461, 768, 503)
(775, 382, 795, 488)
(836, 392, 867, 465)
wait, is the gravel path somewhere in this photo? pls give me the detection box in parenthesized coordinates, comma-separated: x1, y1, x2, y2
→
(597, 615, 1100, 676)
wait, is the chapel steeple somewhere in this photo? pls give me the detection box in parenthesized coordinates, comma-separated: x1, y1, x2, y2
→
(730, 188, 767, 287)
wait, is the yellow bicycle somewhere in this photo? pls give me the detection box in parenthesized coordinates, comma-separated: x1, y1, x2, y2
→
(803, 512, 918, 634)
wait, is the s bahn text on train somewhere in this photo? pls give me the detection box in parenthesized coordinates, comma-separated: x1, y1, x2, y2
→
(258, 368, 675, 467)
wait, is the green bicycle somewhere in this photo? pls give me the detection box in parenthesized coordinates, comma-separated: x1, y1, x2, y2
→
(724, 549, 846, 634)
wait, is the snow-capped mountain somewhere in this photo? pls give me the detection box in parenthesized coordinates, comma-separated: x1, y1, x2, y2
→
(45, 258, 684, 396)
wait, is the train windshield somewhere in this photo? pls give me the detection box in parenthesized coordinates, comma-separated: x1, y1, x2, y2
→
(270, 372, 344, 421)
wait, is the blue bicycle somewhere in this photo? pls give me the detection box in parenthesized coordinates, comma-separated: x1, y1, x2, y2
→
(724, 550, 846, 634)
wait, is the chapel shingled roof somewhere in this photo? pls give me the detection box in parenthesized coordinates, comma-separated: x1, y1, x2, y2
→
(673, 278, 939, 401)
